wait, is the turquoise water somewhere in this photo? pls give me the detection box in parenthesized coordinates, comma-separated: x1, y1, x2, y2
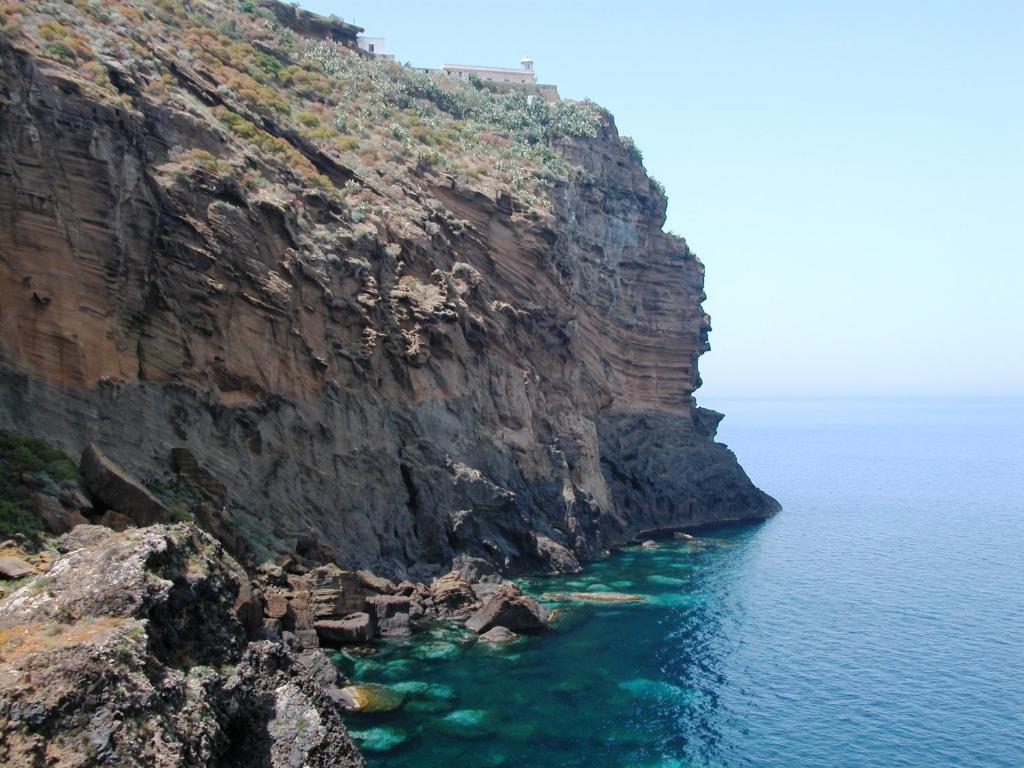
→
(337, 398, 1024, 767)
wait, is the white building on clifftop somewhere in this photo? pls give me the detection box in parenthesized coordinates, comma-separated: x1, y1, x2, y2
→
(441, 56, 537, 84)
(436, 56, 559, 100)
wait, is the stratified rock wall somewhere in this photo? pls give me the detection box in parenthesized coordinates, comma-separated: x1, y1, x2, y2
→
(0, 20, 776, 577)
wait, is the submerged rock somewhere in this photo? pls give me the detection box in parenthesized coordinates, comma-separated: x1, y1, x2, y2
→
(542, 591, 646, 603)
(479, 626, 518, 643)
(437, 708, 494, 738)
(337, 683, 406, 713)
(349, 726, 408, 753)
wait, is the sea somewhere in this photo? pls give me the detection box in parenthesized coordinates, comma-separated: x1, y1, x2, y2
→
(332, 397, 1024, 767)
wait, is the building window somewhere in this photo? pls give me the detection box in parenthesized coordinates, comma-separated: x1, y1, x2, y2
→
(368, 43, 375, 53)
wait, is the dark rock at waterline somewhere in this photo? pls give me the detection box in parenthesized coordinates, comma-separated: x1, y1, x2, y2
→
(315, 612, 375, 644)
(430, 570, 481, 619)
(533, 534, 583, 574)
(366, 594, 412, 637)
(465, 582, 549, 634)
(296, 647, 348, 688)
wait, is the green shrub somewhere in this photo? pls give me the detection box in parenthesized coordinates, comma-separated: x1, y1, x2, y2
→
(0, 432, 79, 540)
(44, 41, 76, 64)
(621, 136, 644, 166)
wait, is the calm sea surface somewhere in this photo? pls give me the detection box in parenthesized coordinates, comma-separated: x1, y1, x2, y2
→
(337, 398, 1024, 767)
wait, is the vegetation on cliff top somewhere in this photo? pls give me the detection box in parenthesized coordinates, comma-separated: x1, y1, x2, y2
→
(1, 0, 642, 210)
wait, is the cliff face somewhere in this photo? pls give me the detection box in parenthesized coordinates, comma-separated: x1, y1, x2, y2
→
(0, 0, 777, 577)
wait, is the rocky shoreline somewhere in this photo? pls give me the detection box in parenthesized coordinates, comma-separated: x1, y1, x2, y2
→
(0, 437, 679, 766)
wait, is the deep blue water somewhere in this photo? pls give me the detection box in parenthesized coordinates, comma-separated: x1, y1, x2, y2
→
(338, 398, 1024, 767)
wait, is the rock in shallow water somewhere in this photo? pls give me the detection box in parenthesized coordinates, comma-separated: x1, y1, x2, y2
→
(465, 583, 549, 634)
(479, 625, 518, 643)
(315, 612, 375, 644)
(348, 726, 408, 753)
(337, 683, 406, 713)
(437, 708, 494, 738)
(542, 591, 645, 603)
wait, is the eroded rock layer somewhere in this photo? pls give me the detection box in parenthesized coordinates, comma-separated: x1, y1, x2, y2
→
(0, 3, 776, 578)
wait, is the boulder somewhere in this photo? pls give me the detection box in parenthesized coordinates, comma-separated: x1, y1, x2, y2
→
(470, 581, 504, 604)
(451, 553, 499, 583)
(79, 445, 169, 526)
(315, 612, 375, 644)
(58, 524, 113, 553)
(533, 534, 582, 574)
(94, 509, 137, 532)
(430, 570, 480, 619)
(336, 684, 405, 713)
(365, 594, 412, 637)
(31, 492, 88, 534)
(357, 569, 397, 595)
(296, 647, 347, 688)
(232, 564, 264, 639)
(0, 555, 35, 579)
(641, 539, 658, 549)
(465, 582, 549, 634)
(479, 626, 517, 643)
(264, 589, 290, 619)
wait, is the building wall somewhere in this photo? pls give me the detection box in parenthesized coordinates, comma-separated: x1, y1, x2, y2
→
(441, 65, 537, 85)
(357, 37, 387, 55)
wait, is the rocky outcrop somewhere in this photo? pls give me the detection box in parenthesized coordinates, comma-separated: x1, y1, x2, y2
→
(79, 444, 170, 527)
(0, 0, 776, 582)
(465, 582, 549, 634)
(0, 523, 364, 768)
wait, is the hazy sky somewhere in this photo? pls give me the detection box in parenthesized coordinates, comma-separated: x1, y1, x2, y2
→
(301, 1, 1023, 397)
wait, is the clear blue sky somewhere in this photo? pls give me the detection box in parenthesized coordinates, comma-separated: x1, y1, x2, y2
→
(302, 1, 1023, 397)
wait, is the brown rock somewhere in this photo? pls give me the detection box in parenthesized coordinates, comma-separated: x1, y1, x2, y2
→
(465, 582, 549, 634)
(0, 555, 35, 579)
(31, 492, 89, 534)
(94, 509, 136, 532)
(264, 590, 290, 619)
(357, 569, 397, 595)
(232, 565, 264, 638)
(314, 612, 375, 644)
(80, 445, 168, 527)
(430, 570, 480, 619)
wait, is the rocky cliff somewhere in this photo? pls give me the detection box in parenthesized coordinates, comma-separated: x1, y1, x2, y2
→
(0, 0, 777, 578)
